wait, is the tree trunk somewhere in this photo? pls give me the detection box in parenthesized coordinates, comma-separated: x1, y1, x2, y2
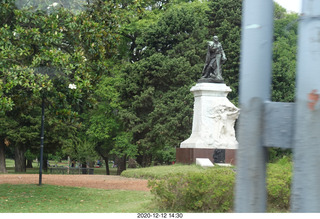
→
(26, 159, 33, 168)
(43, 154, 48, 172)
(87, 161, 95, 168)
(0, 140, 7, 173)
(137, 153, 152, 167)
(117, 155, 127, 175)
(14, 146, 26, 173)
(81, 163, 87, 174)
(102, 156, 110, 175)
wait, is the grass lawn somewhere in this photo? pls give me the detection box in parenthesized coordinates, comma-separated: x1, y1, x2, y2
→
(0, 160, 292, 213)
(0, 163, 210, 213)
(0, 184, 153, 213)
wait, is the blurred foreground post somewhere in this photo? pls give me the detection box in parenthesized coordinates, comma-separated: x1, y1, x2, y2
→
(236, 0, 320, 213)
(234, 0, 274, 212)
(291, 0, 320, 212)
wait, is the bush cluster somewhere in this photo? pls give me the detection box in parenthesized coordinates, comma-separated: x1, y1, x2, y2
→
(147, 157, 292, 212)
(267, 156, 292, 211)
(148, 167, 235, 212)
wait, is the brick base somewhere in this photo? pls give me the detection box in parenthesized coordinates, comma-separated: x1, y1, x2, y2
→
(176, 148, 236, 165)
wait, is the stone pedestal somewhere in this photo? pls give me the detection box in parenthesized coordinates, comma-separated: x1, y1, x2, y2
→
(176, 148, 236, 165)
(177, 83, 239, 165)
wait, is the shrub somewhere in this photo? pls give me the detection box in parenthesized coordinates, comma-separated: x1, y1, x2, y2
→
(267, 156, 292, 211)
(126, 158, 292, 212)
(121, 164, 205, 180)
(148, 167, 235, 212)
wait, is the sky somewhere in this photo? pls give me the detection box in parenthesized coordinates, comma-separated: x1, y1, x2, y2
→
(274, 0, 302, 13)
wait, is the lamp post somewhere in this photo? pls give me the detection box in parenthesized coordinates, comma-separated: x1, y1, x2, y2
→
(36, 66, 54, 186)
(39, 95, 45, 186)
(38, 83, 76, 186)
(14, 0, 83, 186)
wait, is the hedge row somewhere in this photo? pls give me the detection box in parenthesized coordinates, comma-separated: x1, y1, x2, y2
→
(148, 157, 292, 212)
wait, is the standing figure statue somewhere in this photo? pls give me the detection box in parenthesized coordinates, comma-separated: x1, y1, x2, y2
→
(201, 36, 227, 83)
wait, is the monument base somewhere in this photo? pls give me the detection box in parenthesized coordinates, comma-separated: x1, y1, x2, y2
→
(176, 148, 236, 165)
(180, 83, 239, 149)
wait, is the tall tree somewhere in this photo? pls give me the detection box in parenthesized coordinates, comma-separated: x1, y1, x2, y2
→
(118, 1, 209, 166)
(117, 0, 298, 166)
(206, 0, 242, 105)
(5, 96, 40, 172)
(86, 75, 123, 175)
(0, 0, 121, 172)
(272, 3, 298, 102)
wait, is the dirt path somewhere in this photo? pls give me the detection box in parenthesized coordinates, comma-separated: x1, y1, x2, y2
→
(0, 174, 150, 191)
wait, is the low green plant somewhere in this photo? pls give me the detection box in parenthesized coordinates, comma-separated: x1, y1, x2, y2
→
(121, 164, 206, 180)
(148, 167, 235, 212)
(267, 156, 292, 211)
(143, 158, 292, 213)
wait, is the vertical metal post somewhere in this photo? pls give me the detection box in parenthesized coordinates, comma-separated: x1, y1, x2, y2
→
(39, 96, 45, 186)
(291, 0, 320, 212)
(235, 0, 274, 212)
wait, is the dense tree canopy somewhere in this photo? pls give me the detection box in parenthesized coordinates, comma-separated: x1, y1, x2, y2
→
(207, 0, 242, 104)
(272, 4, 298, 102)
(0, 0, 299, 173)
(117, 1, 209, 166)
(0, 0, 121, 172)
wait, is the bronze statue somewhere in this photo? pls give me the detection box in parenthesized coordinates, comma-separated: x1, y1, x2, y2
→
(200, 36, 227, 83)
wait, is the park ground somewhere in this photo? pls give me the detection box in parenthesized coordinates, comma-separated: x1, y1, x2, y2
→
(0, 159, 155, 213)
(0, 174, 149, 191)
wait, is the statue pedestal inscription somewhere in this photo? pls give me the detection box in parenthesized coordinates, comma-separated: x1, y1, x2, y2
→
(176, 83, 239, 165)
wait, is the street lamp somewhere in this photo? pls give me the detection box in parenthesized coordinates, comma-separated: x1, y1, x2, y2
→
(36, 67, 53, 186)
(39, 94, 45, 186)
(38, 82, 76, 186)
(14, 0, 84, 185)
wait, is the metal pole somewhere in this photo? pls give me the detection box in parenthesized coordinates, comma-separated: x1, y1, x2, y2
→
(235, 0, 274, 212)
(291, 0, 320, 212)
(39, 96, 45, 186)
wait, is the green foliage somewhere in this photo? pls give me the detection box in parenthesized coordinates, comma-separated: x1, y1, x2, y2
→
(4, 100, 40, 149)
(121, 164, 206, 180)
(267, 156, 292, 211)
(117, 0, 299, 166)
(153, 145, 176, 164)
(1, 0, 121, 115)
(73, 140, 99, 164)
(0, 0, 300, 170)
(0, 0, 122, 168)
(112, 131, 137, 158)
(128, 159, 292, 212)
(268, 147, 292, 163)
(206, 0, 242, 105)
(148, 167, 235, 212)
(25, 149, 37, 161)
(85, 74, 126, 164)
(272, 10, 298, 102)
(118, 1, 209, 166)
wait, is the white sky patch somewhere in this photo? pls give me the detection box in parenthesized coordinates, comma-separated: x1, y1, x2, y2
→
(274, 0, 302, 13)
(15, 0, 87, 14)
